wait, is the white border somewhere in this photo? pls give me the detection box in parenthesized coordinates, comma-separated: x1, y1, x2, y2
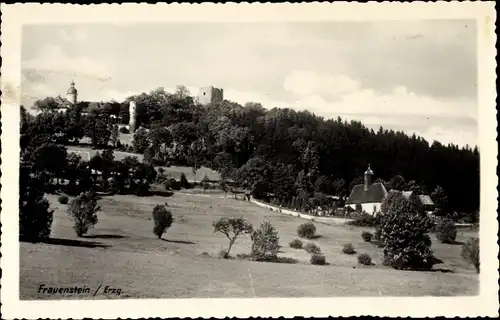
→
(1, 2, 498, 318)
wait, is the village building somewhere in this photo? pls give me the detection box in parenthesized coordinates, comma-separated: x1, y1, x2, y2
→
(401, 190, 435, 214)
(345, 165, 388, 214)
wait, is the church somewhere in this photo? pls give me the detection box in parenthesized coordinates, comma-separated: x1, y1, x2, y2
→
(345, 165, 388, 214)
(52, 80, 79, 112)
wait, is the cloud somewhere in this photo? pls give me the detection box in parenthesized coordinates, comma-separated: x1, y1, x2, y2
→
(23, 44, 112, 81)
(60, 27, 88, 43)
(281, 70, 476, 120)
(223, 69, 478, 147)
(283, 70, 360, 98)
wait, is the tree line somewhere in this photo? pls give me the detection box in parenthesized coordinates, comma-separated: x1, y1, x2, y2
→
(25, 86, 479, 217)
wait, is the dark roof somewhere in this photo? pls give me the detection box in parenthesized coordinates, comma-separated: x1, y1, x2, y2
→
(417, 195, 434, 206)
(345, 182, 388, 204)
(401, 190, 435, 206)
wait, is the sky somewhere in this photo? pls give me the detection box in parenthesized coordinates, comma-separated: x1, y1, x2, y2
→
(21, 21, 478, 147)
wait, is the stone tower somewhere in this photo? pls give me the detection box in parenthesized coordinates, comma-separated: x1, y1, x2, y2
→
(129, 100, 137, 133)
(364, 165, 374, 191)
(197, 86, 223, 105)
(66, 80, 78, 105)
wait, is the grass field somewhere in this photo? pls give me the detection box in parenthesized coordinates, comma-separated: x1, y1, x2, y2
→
(20, 188, 479, 300)
(67, 145, 220, 182)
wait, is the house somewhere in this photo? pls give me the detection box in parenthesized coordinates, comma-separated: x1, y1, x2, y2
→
(401, 190, 435, 213)
(345, 165, 388, 214)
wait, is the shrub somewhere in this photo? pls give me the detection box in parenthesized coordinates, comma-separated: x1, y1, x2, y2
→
(58, 195, 69, 204)
(361, 231, 373, 242)
(289, 238, 303, 249)
(19, 170, 54, 241)
(152, 204, 174, 239)
(67, 191, 100, 237)
(342, 243, 356, 255)
(297, 222, 317, 239)
(155, 173, 168, 184)
(304, 242, 321, 254)
(310, 253, 326, 265)
(135, 181, 151, 197)
(348, 213, 380, 227)
(179, 173, 190, 189)
(378, 192, 435, 271)
(435, 218, 457, 243)
(201, 174, 210, 191)
(251, 220, 280, 261)
(213, 217, 253, 258)
(218, 249, 229, 259)
(461, 237, 479, 273)
(166, 178, 181, 191)
(119, 127, 130, 134)
(358, 253, 372, 265)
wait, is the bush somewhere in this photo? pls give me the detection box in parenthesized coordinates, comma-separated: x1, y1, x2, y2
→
(348, 213, 380, 227)
(135, 182, 151, 197)
(361, 231, 373, 242)
(218, 249, 230, 259)
(435, 218, 457, 243)
(119, 127, 130, 134)
(358, 253, 372, 265)
(304, 242, 321, 254)
(310, 253, 326, 265)
(19, 170, 54, 241)
(251, 220, 280, 261)
(213, 217, 253, 258)
(342, 243, 356, 255)
(165, 178, 181, 191)
(179, 173, 190, 189)
(152, 204, 174, 239)
(461, 237, 479, 273)
(378, 193, 435, 271)
(297, 222, 317, 239)
(67, 191, 100, 237)
(201, 174, 210, 191)
(58, 195, 69, 204)
(289, 238, 303, 249)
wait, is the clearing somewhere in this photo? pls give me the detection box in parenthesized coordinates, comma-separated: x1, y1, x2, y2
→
(66, 145, 220, 182)
(20, 189, 479, 299)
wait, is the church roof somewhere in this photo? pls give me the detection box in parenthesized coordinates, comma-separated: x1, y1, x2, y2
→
(345, 182, 388, 204)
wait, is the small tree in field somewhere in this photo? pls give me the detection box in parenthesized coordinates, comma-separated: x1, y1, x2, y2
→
(219, 179, 229, 197)
(435, 218, 458, 243)
(251, 220, 280, 261)
(378, 192, 434, 270)
(180, 173, 190, 189)
(152, 204, 174, 239)
(67, 191, 100, 237)
(213, 217, 253, 258)
(297, 222, 316, 239)
(201, 174, 210, 191)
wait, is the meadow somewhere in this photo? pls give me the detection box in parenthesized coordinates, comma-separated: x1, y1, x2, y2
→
(20, 188, 479, 299)
(67, 145, 221, 182)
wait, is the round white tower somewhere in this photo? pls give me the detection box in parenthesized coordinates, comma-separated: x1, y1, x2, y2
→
(129, 101, 137, 132)
(66, 80, 78, 105)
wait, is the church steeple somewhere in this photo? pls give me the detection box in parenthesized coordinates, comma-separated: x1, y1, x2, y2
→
(66, 80, 78, 104)
(364, 164, 374, 191)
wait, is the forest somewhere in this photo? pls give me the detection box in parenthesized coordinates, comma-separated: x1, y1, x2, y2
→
(25, 86, 480, 217)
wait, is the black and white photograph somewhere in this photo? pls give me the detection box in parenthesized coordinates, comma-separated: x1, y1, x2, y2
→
(1, 2, 498, 319)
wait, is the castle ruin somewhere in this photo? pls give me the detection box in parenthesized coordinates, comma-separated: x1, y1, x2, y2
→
(197, 86, 224, 105)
